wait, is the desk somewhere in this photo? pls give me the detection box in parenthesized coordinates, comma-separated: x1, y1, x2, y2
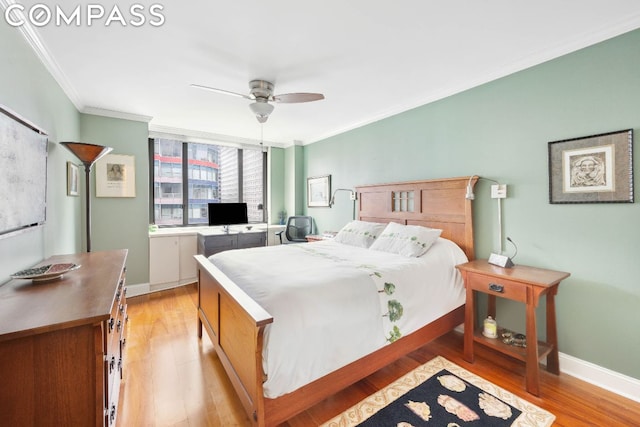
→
(456, 259, 570, 396)
(197, 229, 267, 257)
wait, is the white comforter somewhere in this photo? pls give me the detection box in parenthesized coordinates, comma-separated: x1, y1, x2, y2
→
(208, 237, 467, 398)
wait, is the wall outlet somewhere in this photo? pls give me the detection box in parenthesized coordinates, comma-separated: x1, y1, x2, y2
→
(350, 192, 357, 201)
(491, 184, 507, 199)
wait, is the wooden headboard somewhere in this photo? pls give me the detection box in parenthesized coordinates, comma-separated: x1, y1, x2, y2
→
(356, 176, 478, 260)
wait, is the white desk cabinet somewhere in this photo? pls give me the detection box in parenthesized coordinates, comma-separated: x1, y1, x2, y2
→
(149, 234, 197, 290)
(148, 225, 282, 294)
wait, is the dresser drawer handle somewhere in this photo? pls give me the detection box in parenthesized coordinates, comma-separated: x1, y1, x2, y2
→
(488, 283, 504, 293)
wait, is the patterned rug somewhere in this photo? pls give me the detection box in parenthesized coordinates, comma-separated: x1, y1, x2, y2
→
(321, 356, 555, 427)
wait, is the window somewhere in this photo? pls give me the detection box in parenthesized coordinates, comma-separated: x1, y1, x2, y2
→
(151, 138, 265, 226)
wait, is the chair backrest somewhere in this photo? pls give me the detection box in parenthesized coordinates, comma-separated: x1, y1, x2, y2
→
(285, 216, 313, 242)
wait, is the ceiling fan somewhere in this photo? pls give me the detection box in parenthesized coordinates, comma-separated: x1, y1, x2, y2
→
(191, 79, 324, 123)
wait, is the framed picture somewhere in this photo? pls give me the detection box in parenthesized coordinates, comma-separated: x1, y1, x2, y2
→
(67, 161, 79, 196)
(307, 175, 331, 207)
(95, 154, 136, 198)
(548, 129, 633, 204)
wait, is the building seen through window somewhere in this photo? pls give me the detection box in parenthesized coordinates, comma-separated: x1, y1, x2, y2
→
(152, 138, 264, 226)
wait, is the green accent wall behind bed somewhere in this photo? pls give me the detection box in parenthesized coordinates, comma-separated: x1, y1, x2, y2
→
(302, 29, 640, 381)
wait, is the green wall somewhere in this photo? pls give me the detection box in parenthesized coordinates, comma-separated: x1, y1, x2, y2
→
(0, 8, 286, 286)
(0, 19, 81, 282)
(79, 114, 150, 285)
(303, 29, 640, 380)
(284, 144, 305, 219)
(0, 19, 150, 285)
(269, 147, 285, 224)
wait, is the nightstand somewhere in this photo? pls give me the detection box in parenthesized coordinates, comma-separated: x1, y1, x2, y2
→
(456, 259, 570, 396)
(305, 232, 337, 242)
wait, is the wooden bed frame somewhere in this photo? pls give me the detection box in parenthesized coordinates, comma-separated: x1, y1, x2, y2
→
(195, 176, 477, 426)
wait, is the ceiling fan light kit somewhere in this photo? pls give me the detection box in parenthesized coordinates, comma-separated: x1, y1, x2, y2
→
(192, 79, 324, 123)
(249, 100, 275, 123)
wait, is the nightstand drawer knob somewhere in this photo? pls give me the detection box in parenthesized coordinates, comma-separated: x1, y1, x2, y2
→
(489, 283, 504, 293)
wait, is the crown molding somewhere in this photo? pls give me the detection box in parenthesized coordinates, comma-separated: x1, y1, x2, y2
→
(1, 0, 84, 110)
(148, 124, 288, 149)
(304, 14, 640, 146)
(82, 106, 153, 123)
(6, 0, 640, 148)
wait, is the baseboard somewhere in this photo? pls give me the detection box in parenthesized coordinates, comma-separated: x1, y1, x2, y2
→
(126, 279, 196, 298)
(126, 282, 150, 298)
(559, 352, 640, 403)
(453, 325, 639, 403)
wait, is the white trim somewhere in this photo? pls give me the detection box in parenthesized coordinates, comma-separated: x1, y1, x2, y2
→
(303, 14, 640, 145)
(10, 0, 640, 148)
(0, 0, 83, 110)
(82, 106, 152, 123)
(125, 282, 150, 298)
(126, 280, 196, 298)
(149, 124, 288, 149)
(559, 352, 640, 403)
(453, 325, 639, 402)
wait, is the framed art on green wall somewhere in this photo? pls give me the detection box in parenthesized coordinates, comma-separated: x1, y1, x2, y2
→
(67, 161, 79, 196)
(307, 174, 331, 207)
(548, 129, 633, 204)
(95, 154, 136, 198)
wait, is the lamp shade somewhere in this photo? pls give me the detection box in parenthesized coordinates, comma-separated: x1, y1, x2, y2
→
(249, 101, 275, 122)
(60, 141, 112, 166)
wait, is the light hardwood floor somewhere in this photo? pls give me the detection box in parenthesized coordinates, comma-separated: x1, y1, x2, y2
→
(117, 284, 640, 426)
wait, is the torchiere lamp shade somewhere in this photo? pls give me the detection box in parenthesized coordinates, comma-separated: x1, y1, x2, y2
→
(60, 141, 113, 252)
(60, 141, 112, 166)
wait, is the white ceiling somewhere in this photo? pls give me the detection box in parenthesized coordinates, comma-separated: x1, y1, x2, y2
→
(6, 1, 640, 147)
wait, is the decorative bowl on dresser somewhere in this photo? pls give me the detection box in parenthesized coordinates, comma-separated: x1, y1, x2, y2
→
(0, 249, 128, 426)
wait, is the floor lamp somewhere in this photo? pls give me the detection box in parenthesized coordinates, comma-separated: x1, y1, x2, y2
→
(61, 142, 113, 252)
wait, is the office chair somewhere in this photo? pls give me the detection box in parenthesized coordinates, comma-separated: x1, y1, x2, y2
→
(276, 216, 313, 244)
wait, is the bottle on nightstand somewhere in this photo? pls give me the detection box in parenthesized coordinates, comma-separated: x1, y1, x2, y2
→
(483, 316, 497, 338)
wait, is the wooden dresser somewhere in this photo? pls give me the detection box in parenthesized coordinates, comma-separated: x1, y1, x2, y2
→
(0, 249, 128, 427)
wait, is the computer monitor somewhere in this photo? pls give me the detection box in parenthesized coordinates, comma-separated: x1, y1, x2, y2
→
(207, 202, 248, 227)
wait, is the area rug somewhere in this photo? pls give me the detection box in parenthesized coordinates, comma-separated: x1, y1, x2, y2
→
(321, 356, 555, 427)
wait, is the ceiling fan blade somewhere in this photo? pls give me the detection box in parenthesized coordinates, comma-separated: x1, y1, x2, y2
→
(273, 93, 325, 103)
(190, 84, 253, 100)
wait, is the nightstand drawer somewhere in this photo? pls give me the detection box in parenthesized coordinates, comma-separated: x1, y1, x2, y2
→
(467, 273, 527, 303)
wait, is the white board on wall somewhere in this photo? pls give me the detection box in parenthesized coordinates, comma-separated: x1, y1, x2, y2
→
(0, 106, 48, 238)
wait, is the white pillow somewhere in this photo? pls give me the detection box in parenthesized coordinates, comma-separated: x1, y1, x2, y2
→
(333, 220, 387, 248)
(369, 222, 442, 257)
